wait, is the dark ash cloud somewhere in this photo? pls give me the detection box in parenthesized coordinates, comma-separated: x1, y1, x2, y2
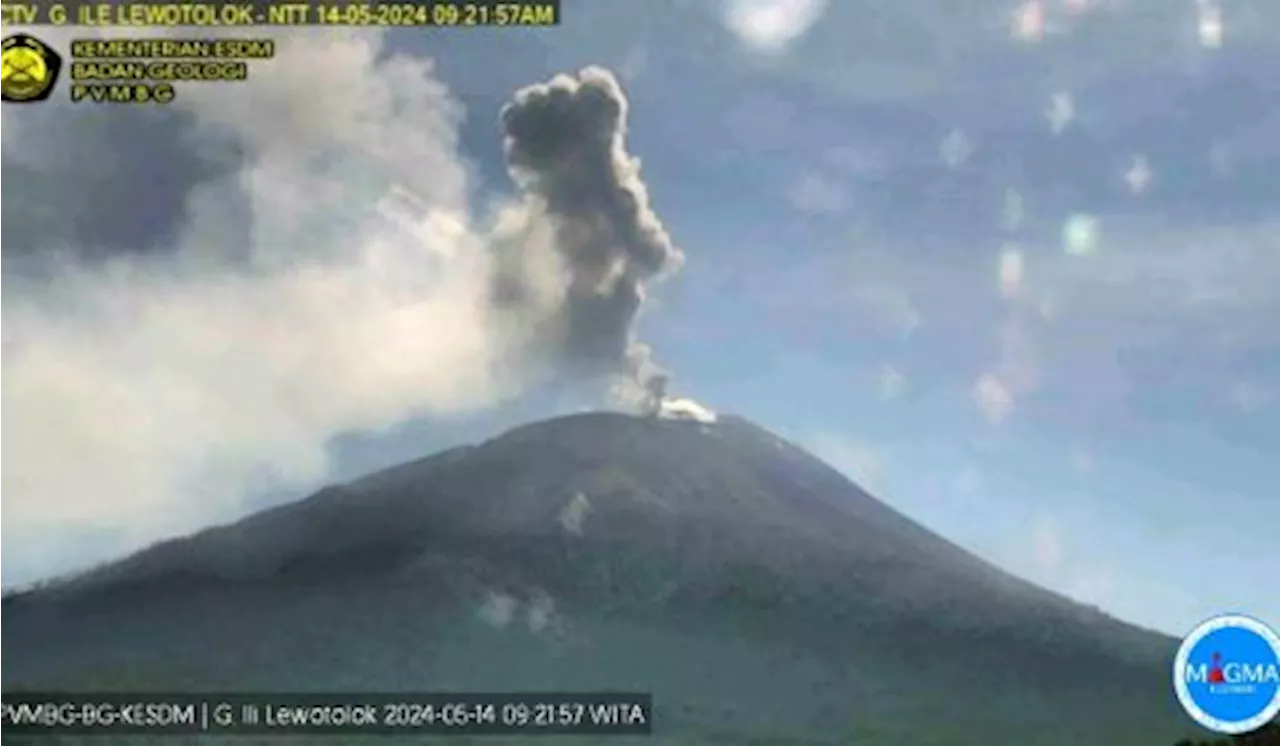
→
(495, 67, 684, 385)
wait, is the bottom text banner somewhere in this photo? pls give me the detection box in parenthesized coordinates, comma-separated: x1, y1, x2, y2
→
(1, 692, 653, 736)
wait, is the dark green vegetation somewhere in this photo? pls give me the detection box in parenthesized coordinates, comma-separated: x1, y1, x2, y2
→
(4, 413, 1204, 744)
(1174, 722, 1280, 745)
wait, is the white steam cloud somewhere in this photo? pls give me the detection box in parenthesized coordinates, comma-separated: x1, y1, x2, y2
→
(1, 30, 679, 584)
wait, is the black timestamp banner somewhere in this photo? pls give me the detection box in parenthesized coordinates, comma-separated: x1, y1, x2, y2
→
(0, 692, 652, 735)
(0, 0, 561, 27)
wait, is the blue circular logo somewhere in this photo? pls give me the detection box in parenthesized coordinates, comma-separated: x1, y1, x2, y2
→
(1173, 613, 1280, 734)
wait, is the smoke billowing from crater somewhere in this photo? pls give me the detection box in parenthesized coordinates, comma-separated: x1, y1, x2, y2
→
(1, 33, 685, 586)
(494, 66, 684, 388)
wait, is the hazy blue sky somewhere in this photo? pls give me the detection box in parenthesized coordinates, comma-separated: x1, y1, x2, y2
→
(3, 0, 1276, 637)
(365, 0, 1280, 636)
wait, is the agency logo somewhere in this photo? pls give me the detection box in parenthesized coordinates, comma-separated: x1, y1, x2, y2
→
(1174, 613, 1280, 735)
(1, 34, 62, 103)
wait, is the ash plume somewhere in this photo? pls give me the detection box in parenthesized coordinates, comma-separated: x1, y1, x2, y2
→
(494, 67, 684, 387)
(1, 31, 688, 587)
(644, 373, 669, 416)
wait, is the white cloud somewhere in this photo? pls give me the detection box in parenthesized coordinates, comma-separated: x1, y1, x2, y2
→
(659, 397, 719, 424)
(1123, 154, 1153, 195)
(1062, 214, 1101, 256)
(722, 0, 830, 53)
(939, 129, 974, 169)
(0, 30, 571, 581)
(1046, 92, 1075, 135)
(1197, 0, 1225, 48)
(526, 591, 556, 634)
(559, 492, 591, 536)
(973, 373, 1016, 424)
(1011, 0, 1046, 43)
(478, 590, 519, 628)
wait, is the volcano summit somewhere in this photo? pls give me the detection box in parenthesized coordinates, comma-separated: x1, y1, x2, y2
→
(3, 412, 1196, 744)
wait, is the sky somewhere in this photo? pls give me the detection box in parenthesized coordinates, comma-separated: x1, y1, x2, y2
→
(2, 0, 1277, 638)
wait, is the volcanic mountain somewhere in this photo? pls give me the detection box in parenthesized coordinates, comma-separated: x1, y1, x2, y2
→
(3, 412, 1198, 744)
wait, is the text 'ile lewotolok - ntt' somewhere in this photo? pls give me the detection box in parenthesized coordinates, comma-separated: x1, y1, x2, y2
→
(0, 0, 562, 27)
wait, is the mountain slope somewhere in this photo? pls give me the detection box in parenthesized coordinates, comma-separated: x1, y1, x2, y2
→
(2, 412, 1197, 744)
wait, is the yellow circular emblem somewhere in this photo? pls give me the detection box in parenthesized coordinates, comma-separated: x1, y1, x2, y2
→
(1, 36, 57, 102)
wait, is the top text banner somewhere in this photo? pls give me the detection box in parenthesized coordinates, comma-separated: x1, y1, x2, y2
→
(0, 0, 561, 26)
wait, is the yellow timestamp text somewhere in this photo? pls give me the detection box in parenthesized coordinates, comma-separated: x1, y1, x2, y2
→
(312, 2, 559, 27)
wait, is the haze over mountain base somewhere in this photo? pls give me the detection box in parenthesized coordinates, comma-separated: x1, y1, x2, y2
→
(3, 413, 1200, 745)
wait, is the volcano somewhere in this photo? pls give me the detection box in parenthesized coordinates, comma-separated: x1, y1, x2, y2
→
(2, 412, 1197, 744)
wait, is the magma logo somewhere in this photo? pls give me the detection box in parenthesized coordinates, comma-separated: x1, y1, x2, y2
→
(1174, 613, 1280, 734)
